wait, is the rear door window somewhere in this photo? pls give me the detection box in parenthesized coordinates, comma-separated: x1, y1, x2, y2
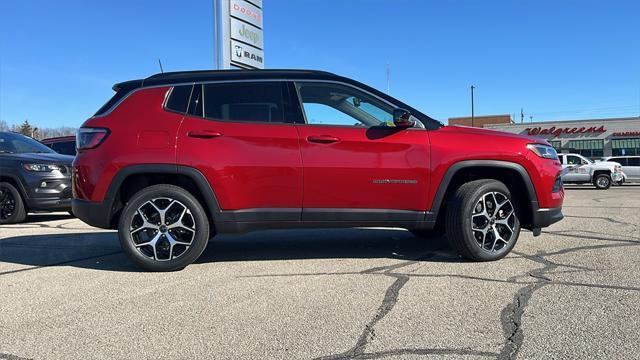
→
(627, 158, 640, 166)
(165, 85, 193, 114)
(610, 157, 628, 166)
(202, 82, 287, 123)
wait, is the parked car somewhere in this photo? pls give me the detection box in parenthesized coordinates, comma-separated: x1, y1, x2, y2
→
(558, 153, 623, 189)
(0, 132, 74, 224)
(599, 156, 640, 183)
(42, 135, 76, 156)
(72, 69, 564, 271)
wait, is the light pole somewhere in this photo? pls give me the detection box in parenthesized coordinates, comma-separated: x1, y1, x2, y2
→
(470, 85, 475, 127)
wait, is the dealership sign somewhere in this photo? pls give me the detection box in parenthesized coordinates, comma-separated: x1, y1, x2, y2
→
(215, 0, 264, 69)
(231, 40, 264, 68)
(230, 17, 263, 49)
(524, 125, 606, 138)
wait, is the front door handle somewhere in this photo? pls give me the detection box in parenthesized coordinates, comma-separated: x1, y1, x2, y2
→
(188, 130, 223, 139)
(307, 135, 340, 144)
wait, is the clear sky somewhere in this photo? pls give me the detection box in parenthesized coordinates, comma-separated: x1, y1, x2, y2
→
(1, 0, 639, 128)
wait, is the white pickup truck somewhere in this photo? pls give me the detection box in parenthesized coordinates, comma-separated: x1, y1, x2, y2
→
(559, 153, 623, 189)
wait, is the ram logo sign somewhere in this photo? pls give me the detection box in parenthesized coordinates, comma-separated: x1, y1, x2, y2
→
(231, 40, 264, 68)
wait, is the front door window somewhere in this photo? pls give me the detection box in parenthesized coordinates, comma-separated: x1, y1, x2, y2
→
(295, 82, 395, 127)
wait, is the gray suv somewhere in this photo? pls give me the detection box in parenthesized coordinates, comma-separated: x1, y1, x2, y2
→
(600, 156, 640, 183)
(0, 132, 74, 224)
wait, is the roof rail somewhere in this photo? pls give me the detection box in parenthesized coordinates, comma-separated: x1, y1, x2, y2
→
(144, 69, 336, 82)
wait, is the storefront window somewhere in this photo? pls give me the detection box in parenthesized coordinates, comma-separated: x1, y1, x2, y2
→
(562, 139, 604, 158)
(612, 138, 640, 156)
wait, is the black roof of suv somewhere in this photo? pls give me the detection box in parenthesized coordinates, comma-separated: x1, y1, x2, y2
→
(102, 69, 442, 129)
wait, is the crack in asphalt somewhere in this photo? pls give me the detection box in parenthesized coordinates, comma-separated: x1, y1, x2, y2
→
(3, 198, 639, 359)
(241, 227, 640, 360)
(312, 252, 465, 360)
(0, 353, 32, 360)
(497, 228, 640, 359)
(564, 214, 631, 226)
(499, 252, 556, 360)
(318, 347, 498, 359)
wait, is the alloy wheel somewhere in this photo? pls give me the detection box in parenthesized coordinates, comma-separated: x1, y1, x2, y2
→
(129, 198, 196, 261)
(0, 187, 16, 220)
(597, 176, 610, 188)
(470, 191, 516, 252)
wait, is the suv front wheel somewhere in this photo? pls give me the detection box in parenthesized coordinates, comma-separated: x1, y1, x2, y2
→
(118, 184, 211, 271)
(445, 179, 520, 261)
(0, 182, 27, 224)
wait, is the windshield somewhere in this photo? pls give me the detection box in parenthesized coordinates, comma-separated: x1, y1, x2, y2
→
(0, 132, 55, 154)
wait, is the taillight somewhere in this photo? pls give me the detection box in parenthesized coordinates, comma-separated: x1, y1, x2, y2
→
(77, 127, 110, 150)
(552, 175, 563, 192)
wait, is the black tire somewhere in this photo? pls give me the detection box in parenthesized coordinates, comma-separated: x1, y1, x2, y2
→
(0, 182, 27, 224)
(593, 173, 611, 190)
(118, 184, 211, 271)
(445, 179, 520, 261)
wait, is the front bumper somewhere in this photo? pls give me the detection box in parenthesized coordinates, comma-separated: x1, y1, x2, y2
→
(72, 199, 112, 229)
(24, 178, 73, 212)
(612, 172, 624, 182)
(26, 197, 72, 212)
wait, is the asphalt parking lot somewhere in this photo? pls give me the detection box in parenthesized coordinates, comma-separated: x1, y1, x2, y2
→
(1, 185, 639, 360)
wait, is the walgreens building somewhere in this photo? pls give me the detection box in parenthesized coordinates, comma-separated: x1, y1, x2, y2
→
(483, 116, 640, 158)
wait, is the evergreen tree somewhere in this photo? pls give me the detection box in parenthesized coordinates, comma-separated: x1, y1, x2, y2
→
(19, 119, 33, 136)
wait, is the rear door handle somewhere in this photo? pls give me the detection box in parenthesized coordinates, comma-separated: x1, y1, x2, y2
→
(307, 135, 340, 144)
(188, 130, 223, 139)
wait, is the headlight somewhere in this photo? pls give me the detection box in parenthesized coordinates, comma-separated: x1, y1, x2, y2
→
(526, 144, 558, 160)
(22, 163, 61, 172)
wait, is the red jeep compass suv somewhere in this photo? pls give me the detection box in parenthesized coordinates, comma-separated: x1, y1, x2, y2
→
(72, 70, 564, 271)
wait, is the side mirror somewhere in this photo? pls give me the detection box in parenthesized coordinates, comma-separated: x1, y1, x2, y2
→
(393, 108, 415, 128)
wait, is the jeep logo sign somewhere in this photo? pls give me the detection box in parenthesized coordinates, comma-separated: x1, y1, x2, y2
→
(230, 17, 263, 49)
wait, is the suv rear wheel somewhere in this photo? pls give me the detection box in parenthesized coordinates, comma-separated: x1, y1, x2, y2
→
(118, 184, 211, 271)
(593, 173, 611, 190)
(0, 182, 27, 224)
(445, 179, 520, 261)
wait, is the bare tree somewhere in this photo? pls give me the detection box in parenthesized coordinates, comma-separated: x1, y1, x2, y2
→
(1, 119, 77, 139)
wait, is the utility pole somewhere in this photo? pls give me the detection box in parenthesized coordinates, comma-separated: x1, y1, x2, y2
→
(470, 85, 475, 127)
(213, 0, 220, 69)
(520, 108, 524, 123)
(386, 63, 390, 94)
